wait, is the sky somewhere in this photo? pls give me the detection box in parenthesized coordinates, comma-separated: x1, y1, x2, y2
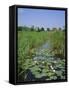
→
(18, 8, 65, 29)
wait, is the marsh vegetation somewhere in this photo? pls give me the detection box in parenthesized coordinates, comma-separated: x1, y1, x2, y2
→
(17, 26, 65, 81)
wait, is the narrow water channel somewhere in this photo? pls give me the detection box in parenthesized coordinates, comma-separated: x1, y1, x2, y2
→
(33, 40, 57, 61)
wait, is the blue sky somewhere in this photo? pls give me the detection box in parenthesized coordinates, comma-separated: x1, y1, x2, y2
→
(18, 8, 65, 29)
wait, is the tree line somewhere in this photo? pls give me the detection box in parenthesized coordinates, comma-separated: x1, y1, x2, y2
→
(18, 26, 65, 32)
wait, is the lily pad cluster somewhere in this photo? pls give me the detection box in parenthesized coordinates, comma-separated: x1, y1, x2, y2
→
(18, 58, 65, 81)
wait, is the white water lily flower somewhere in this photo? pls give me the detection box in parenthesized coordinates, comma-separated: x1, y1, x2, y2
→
(53, 69, 55, 72)
(50, 65, 55, 72)
(50, 65, 53, 70)
(42, 61, 44, 64)
(34, 61, 37, 63)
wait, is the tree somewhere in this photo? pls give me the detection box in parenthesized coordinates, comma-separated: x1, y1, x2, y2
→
(41, 27, 44, 31)
(31, 25, 34, 31)
(18, 26, 23, 31)
(52, 27, 57, 31)
(59, 27, 62, 31)
(47, 28, 50, 31)
(63, 26, 65, 31)
(37, 27, 41, 32)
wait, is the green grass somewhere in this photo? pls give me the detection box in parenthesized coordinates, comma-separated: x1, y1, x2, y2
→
(49, 31, 65, 58)
(17, 30, 65, 81)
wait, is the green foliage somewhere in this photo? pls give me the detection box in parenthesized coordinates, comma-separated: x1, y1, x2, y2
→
(18, 26, 23, 31)
(50, 30, 65, 58)
(41, 27, 45, 31)
(31, 26, 34, 31)
(47, 28, 50, 31)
